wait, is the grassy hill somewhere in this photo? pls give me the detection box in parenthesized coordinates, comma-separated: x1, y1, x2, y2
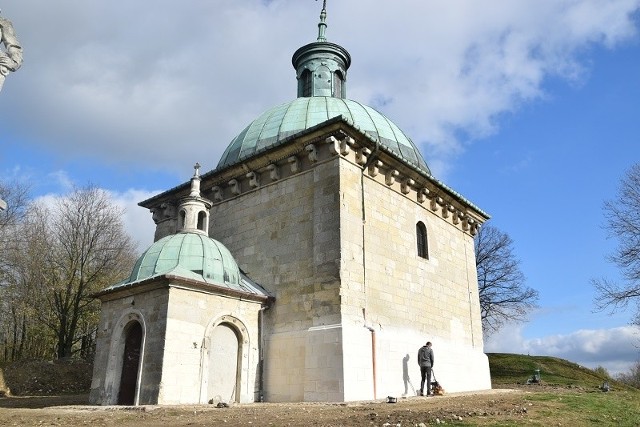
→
(488, 352, 637, 391)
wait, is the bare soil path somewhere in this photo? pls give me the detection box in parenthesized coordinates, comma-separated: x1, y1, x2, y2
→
(0, 388, 548, 426)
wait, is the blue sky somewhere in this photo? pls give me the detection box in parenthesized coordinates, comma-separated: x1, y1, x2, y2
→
(1, 1, 640, 375)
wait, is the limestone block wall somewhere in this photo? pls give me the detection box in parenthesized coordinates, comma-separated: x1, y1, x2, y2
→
(208, 159, 344, 402)
(342, 323, 490, 399)
(304, 324, 344, 401)
(138, 129, 489, 403)
(89, 287, 169, 405)
(90, 282, 264, 406)
(337, 156, 490, 399)
(159, 286, 262, 404)
(263, 329, 307, 401)
(341, 323, 375, 401)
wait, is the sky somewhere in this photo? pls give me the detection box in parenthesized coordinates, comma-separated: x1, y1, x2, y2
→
(1, 0, 640, 376)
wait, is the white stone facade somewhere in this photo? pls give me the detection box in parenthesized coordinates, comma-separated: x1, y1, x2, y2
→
(91, 3, 491, 404)
(134, 124, 491, 403)
(92, 120, 490, 405)
(90, 280, 264, 405)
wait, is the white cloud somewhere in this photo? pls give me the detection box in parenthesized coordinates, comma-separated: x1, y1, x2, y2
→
(486, 324, 640, 376)
(107, 188, 158, 252)
(1, 0, 639, 179)
(47, 170, 74, 192)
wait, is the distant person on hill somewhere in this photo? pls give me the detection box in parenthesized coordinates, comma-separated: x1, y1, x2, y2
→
(417, 341, 434, 396)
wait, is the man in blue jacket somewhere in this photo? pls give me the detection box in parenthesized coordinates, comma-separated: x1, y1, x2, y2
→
(417, 341, 434, 396)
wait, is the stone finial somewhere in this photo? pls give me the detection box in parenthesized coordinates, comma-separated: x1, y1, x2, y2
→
(189, 163, 202, 197)
(317, 0, 328, 42)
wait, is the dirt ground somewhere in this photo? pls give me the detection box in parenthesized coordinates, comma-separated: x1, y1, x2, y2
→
(0, 387, 551, 426)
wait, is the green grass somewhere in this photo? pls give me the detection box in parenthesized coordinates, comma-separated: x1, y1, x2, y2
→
(470, 353, 640, 426)
(523, 391, 640, 426)
(487, 352, 637, 391)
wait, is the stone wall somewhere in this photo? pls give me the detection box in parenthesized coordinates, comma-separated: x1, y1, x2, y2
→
(89, 287, 169, 405)
(159, 286, 263, 404)
(138, 127, 490, 403)
(338, 154, 490, 399)
(209, 159, 344, 402)
(90, 282, 264, 405)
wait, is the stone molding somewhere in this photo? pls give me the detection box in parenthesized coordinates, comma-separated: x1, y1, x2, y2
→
(143, 126, 487, 237)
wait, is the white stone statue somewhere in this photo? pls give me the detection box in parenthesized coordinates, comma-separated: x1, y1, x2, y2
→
(0, 11, 23, 92)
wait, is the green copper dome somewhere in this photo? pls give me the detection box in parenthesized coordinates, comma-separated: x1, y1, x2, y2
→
(126, 232, 241, 286)
(217, 97, 431, 175)
(216, 3, 431, 176)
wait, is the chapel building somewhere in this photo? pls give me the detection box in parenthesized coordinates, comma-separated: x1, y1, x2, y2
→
(89, 4, 492, 405)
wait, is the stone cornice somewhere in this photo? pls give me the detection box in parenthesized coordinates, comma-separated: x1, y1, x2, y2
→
(93, 274, 273, 305)
(325, 134, 489, 236)
(140, 119, 489, 236)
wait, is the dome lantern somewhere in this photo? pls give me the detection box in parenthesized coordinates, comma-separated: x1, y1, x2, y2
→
(215, 2, 431, 176)
(292, 1, 350, 99)
(177, 163, 212, 235)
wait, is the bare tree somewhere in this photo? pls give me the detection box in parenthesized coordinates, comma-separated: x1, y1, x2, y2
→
(616, 359, 640, 388)
(0, 179, 30, 231)
(39, 186, 138, 358)
(474, 224, 539, 334)
(1, 183, 138, 360)
(0, 179, 39, 362)
(0, 179, 31, 271)
(593, 163, 640, 325)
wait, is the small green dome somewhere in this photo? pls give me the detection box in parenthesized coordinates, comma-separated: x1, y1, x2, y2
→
(216, 97, 431, 175)
(126, 232, 240, 286)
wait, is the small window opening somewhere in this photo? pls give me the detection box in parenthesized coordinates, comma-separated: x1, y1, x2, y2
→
(417, 221, 428, 259)
(301, 69, 312, 97)
(333, 71, 344, 98)
(179, 210, 186, 230)
(197, 211, 207, 231)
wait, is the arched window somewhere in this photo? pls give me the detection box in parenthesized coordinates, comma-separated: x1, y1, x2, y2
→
(416, 221, 428, 259)
(333, 71, 344, 98)
(178, 210, 186, 230)
(117, 321, 143, 405)
(300, 69, 312, 97)
(197, 211, 207, 232)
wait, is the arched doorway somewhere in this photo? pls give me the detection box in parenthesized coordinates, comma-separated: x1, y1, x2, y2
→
(118, 321, 142, 405)
(207, 323, 241, 403)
